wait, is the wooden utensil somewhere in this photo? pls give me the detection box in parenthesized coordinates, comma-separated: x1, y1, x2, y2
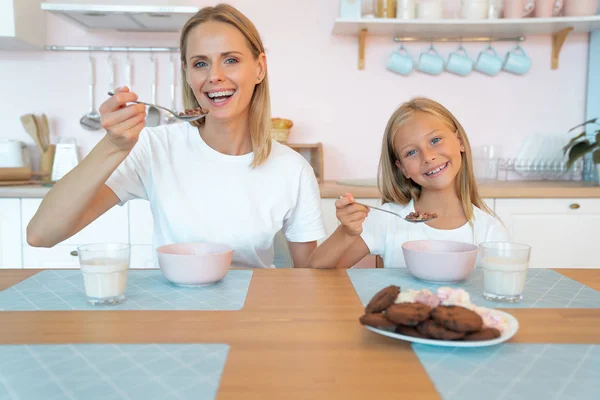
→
(0, 167, 32, 181)
(0, 167, 48, 181)
(40, 114, 50, 151)
(19, 114, 44, 153)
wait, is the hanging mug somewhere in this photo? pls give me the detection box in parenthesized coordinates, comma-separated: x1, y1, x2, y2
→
(417, 45, 444, 75)
(503, 45, 532, 75)
(474, 46, 503, 76)
(446, 45, 473, 76)
(387, 45, 414, 75)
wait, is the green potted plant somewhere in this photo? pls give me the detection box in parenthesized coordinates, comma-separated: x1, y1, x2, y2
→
(563, 118, 600, 181)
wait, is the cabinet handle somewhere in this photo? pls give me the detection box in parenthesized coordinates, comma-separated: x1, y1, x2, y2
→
(569, 203, 580, 210)
(70, 250, 78, 256)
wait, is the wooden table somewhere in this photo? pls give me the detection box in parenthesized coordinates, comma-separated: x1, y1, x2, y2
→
(1, 268, 599, 400)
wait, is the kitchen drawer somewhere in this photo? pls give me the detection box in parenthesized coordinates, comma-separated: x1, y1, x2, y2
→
(130, 245, 158, 269)
(495, 198, 600, 269)
(21, 198, 129, 245)
(23, 245, 80, 269)
(129, 199, 153, 245)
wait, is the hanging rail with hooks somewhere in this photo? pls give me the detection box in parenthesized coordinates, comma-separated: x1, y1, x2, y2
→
(393, 36, 525, 43)
(45, 46, 179, 52)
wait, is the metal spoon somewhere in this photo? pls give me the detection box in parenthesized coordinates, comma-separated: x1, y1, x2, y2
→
(80, 56, 102, 131)
(338, 196, 437, 223)
(107, 92, 208, 122)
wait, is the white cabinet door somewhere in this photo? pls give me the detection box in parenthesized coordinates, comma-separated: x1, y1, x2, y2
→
(21, 199, 129, 245)
(483, 198, 494, 212)
(319, 198, 382, 243)
(319, 199, 338, 243)
(129, 199, 153, 245)
(23, 245, 80, 269)
(131, 245, 158, 269)
(495, 198, 600, 269)
(0, 199, 22, 268)
(0, 1, 45, 50)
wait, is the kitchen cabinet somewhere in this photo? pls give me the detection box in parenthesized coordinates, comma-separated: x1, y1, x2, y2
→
(130, 245, 157, 269)
(129, 199, 153, 245)
(21, 199, 129, 269)
(21, 199, 129, 246)
(0, 199, 22, 268)
(495, 198, 600, 269)
(23, 245, 79, 269)
(0, 0, 45, 50)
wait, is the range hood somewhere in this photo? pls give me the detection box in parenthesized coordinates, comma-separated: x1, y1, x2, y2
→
(41, 3, 199, 32)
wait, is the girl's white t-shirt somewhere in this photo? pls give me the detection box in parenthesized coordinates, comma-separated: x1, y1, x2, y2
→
(105, 123, 326, 268)
(360, 200, 510, 268)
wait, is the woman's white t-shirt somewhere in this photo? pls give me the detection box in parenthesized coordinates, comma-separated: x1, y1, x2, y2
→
(105, 123, 326, 268)
(360, 200, 510, 268)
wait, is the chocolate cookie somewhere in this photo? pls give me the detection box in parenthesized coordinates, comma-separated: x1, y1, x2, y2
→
(359, 313, 396, 329)
(463, 328, 501, 341)
(386, 303, 432, 326)
(431, 305, 483, 333)
(395, 324, 430, 339)
(365, 285, 400, 313)
(417, 319, 465, 340)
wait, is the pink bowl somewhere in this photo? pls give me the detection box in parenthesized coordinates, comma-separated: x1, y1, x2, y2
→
(156, 242, 234, 286)
(401, 240, 479, 283)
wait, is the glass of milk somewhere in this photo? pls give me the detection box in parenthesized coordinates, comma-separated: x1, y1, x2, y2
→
(479, 242, 531, 303)
(77, 243, 131, 305)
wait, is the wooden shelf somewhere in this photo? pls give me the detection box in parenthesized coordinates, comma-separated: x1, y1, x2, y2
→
(287, 143, 323, 183)
(334, 16, 600, 70)
(333, 16, 600, 37)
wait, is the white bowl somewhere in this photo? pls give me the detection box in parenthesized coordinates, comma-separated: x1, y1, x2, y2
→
(156, 242, 234, 286)
(402, 240, 479, 283)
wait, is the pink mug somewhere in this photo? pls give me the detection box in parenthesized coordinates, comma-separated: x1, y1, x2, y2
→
(563, 0, 599, 16)
(534, 0, 563, 17)
(504, 0, 535, 17)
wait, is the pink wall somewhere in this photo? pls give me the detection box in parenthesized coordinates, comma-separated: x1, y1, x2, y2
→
(0, 0, 591, 180)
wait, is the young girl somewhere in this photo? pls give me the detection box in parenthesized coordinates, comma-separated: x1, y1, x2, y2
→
(27, 5, 325, 268)
(307, 97, 509, 269)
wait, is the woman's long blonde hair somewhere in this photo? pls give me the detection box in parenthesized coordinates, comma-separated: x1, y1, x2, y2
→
(179, 4, 271, 167)
(378, 97, 492, 222)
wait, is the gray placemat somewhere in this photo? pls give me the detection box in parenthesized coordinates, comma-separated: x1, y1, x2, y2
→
(347, 268, 600, 308)
(413, 344, 599, 400)
(0, 270, 253, 311)
(0, 344, 229, 400)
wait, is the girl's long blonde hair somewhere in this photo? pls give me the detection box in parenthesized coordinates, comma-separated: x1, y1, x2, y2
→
(378, 97, 492, 222)
(179, 4, 271, 167)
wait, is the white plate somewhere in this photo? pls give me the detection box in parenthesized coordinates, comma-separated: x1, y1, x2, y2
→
(364, 309, 519, 348)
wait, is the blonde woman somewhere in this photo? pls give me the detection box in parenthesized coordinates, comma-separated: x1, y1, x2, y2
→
(308, 97, 508, 269)
(28, 5, 325, 268)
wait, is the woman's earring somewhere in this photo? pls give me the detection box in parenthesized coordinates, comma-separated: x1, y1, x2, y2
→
(460, 145, 465, 152)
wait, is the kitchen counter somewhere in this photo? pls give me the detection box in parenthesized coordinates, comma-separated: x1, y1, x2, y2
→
(0, 268, 599, 399)
(320, 180, 600, 198)
(2, 180, 600, 199)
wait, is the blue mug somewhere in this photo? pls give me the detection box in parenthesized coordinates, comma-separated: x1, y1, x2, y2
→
(474, 46, 503, 76)
(446, 46, 473, 76)
(417, 46, 444, 75)
(503, 46, 532, 75)
(386, 46, 414, 75)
